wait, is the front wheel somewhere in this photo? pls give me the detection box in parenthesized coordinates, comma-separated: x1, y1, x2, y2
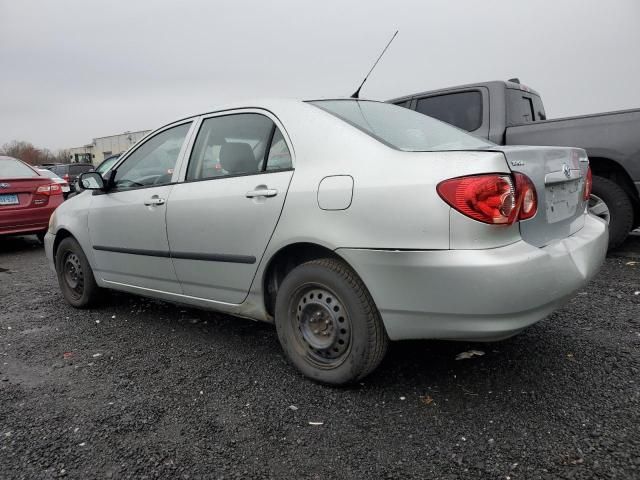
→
(274, 258, 388, 386)
(55, 237, 101, 308)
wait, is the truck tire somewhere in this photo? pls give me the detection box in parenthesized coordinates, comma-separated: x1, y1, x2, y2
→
(591, 176, 633, 250)
(274, 258, 389, 386)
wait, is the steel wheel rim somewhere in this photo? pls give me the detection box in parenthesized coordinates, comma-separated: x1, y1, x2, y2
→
(589, 194, 611, 224)
(291, 285, 352, 368)
(63, 252, 84, 298)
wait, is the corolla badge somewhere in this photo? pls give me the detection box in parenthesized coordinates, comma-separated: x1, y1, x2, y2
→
(562, 163, 571, 178)
(0, 183, 10, 189)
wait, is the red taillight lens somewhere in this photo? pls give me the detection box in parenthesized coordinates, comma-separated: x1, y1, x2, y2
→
(437, 174, 517, 224)
(514, 173, 537, 220)
(437, 173, 538, 225)
(583, 166, 592, 201)
(36, 183, 63, 196)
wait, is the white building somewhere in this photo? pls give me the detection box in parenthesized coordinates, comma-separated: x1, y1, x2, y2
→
(68, 130, 151, 165)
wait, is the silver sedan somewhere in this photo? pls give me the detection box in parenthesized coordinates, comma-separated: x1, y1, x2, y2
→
(45, 99, 608, 385)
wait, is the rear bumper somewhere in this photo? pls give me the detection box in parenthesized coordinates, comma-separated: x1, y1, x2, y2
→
(0, 199, 62, 236)
(337, 213, 608, 341)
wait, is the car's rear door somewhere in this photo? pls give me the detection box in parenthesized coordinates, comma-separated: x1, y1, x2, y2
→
(87, 121, 194, 293)
(166, 111, 294, 304)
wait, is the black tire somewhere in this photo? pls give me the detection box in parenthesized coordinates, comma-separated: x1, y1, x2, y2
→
(591, 176, 634, 250)
(274, 258, 388, 386)
(55, 237, 100, 308)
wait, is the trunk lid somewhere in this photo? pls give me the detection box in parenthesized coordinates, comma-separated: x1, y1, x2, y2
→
(498, 146, 589, 247)
(0, 177, 53, 210)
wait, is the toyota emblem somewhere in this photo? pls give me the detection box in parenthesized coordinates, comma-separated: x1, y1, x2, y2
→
(0, 183, 10, 189)
(562, 164, 571, 179)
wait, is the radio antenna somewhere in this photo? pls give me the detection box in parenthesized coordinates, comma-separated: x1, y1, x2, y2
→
(351, 30, 398, 99)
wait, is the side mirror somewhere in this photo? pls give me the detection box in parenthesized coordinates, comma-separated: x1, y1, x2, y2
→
(79, 172, 106, 190)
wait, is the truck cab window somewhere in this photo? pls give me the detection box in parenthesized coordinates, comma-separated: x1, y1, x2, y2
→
(415, 91, 483, 132)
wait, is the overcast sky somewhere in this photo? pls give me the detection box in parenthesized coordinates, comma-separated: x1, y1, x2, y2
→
(1, 0, 639, 150)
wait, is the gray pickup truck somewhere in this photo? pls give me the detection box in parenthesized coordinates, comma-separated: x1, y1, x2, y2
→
(389, 80, 640, 249)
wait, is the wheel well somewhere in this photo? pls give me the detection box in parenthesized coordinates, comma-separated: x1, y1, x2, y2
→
(589, 157, 640, 225)
(263, 243, 341, 317)
(52, 229, 74, 260)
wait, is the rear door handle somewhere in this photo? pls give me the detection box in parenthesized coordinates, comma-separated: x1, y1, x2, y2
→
(144, 195, 165, 206)
(246, 188, 278, 198)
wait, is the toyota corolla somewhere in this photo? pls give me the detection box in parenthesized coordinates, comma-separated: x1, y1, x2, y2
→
(45, 100, 608, 385)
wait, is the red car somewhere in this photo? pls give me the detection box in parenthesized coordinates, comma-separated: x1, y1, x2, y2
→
(0, 156, 64, 241)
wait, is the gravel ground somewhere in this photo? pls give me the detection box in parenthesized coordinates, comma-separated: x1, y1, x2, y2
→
(1, 235, 639, 480)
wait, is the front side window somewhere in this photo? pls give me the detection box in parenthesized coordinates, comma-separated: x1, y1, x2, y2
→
(311, 100, 492, 151)
(415, 91, 483, 132)
(187, 113, 291, 181)
(113, 122, 191, 189)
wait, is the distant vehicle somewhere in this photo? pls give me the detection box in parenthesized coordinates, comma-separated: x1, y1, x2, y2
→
(0, 156, 64, 241)
(37, 168, 70, 198)
(389, 79, 640, 249)
(94, 154, 121, 176)
(46, 163, 94, 192)
(45, 100, 606, 385)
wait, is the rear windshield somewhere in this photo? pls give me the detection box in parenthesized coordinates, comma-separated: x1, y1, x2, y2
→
(69, 164, 93, 175)
(310, 100, 492, 151)
(0, 158, 39, 178)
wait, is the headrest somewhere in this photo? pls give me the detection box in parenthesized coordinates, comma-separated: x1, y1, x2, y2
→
(219, 142, 257, 174)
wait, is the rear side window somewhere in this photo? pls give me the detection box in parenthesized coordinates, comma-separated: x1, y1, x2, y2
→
(415, 91, 483, 132)
(187, 113, 291, 181)
(0, 158, 38, 178)
(507, 90, 546, 124)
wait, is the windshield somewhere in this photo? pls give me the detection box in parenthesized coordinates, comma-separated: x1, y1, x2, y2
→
(0, 157, 39, 178)
(310, 100, 493, 151)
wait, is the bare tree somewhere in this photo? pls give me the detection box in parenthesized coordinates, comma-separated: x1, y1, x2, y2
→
(0, 140, 65, 165)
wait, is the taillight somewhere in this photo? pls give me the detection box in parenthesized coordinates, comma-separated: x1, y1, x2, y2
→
(514, 173, 537, 220)
(437, 173, 538, 225)
(583, 166, 592, 201)
(36, 183, 63, 196)
(437, 174, 517, 224)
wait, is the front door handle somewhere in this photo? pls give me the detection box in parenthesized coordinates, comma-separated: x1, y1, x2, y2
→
(246, 188, 278, 198)
(144, 195, 165, 206)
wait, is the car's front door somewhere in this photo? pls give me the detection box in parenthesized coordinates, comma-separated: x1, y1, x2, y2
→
(166, 112, 294, 303)
(88, 121, 193, 293)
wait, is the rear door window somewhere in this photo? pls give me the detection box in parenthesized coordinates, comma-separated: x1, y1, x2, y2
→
(415, 91, 483, 132)
(187, 113, 290, 181)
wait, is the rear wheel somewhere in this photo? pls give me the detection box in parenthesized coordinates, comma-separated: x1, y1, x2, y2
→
(274, 258, 388, 386)
(55, 237, 100, 308)
(590, 176, 633, 250)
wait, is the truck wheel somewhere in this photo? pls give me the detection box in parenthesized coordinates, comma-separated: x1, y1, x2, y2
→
(55, 237, 100, 308)
(590, 176, 633, 250)
(274, 258, 389, 386)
